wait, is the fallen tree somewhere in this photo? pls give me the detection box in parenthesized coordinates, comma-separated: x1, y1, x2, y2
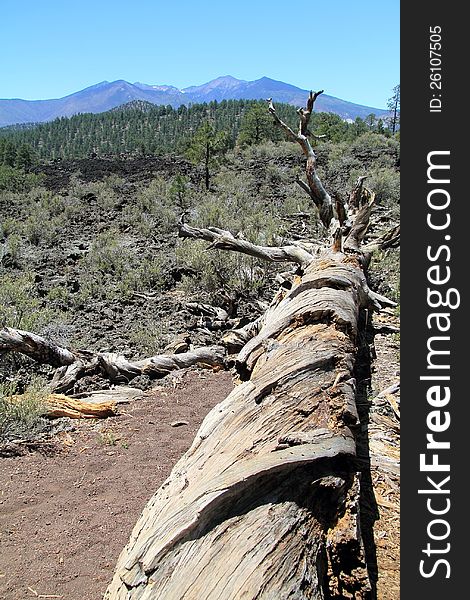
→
(103, 91, 398, 599)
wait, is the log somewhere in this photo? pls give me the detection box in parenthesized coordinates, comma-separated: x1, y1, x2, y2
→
(7, 393, 117, 419)
(97, 346, 226, 381)
(105, 249, 372, 599)
(104, 90, 397, 599)
(0, 327, 226, 393)
(44, 394, 117, 419)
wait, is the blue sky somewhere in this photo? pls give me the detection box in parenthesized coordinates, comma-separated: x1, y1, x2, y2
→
(1, 0, 399, 109)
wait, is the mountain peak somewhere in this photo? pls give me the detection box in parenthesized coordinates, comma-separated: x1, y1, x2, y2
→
(0, 76, 387, 128)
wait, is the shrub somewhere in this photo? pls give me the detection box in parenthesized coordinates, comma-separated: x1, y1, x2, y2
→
(0, 233, 23, 267)
(0, 272, 54, 331)
(366, 168, 400, 209)
(0, 376, 48, 441)
(0, 165, 42, 193)
(20, 188, 66, 245)
(121, 177, 179, 237)
(129, 320, 170, 355)
(0, 216, 18, 239)
(175, 239, 273, 300)
(77, 230, 166, 301)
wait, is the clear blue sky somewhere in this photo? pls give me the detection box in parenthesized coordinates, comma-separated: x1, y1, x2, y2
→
(1, 0, 399, 109)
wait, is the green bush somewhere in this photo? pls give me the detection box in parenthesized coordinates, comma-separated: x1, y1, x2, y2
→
(129, 320, 170, 355)
(0, 376, 48, 441)
(175, 239, 272, 300)
(0, 272, 54, 331)
(0, 165, 42, 192)
(366, 168, 400, 208)
(1, 233, 23, 267)
(121, 177, 179, 237)
(77, 229, 166, 301)
(0, 216, 19, 239)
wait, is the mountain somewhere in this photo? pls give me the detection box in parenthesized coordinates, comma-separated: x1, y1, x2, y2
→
(0, 76, 387, 128)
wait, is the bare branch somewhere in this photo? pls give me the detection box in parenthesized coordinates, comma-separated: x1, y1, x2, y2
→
(349, 175, 369, 210)
(344, 192, 376, 252)
(98, 346, 226, 381)
(0, 327, 77, 367)
(1, 326, 226, 393)
(268, 94, 334, 228)
(178, 220, 314, 267)
(267, 98, 298, 142)
(363, 224, 400, 252)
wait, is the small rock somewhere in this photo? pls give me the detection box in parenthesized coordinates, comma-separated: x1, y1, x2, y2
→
(170, 420, 189, 427)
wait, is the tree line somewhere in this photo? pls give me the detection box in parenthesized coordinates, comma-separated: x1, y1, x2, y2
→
(0, 98, 394, 163)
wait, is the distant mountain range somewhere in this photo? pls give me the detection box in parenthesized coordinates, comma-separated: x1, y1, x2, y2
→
(0, 76, 388, 128)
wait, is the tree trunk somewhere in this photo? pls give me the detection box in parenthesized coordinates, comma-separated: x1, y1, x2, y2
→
(205, 141, 210, 190)
(105, 247, 379, 599)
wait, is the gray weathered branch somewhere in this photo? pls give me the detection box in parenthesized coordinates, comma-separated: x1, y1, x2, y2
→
(0, 327, 77, 367)
(178, 219, 314, 266)
(268, 92, 334, 228)
(1, 326, 226, 393)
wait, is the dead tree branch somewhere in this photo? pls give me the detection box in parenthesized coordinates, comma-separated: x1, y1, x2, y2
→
(268, 92, 334, 228)
(0, 327, 226, 393)
(178, 219, 314, 266)
(0, 327, 77, 367)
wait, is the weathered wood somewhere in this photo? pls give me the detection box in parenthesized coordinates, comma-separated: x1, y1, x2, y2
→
(268, 92, 334, 228)
(105, 249, 372, 600)
(6, 392, 117, 419)
(0, 327, 226, 392)
(44, 394, 117, 418)
(186, 302, 229, 321)
(98, 346, 226, 381)
(0, 327, 77, 367)
(178, 219, 314, 266)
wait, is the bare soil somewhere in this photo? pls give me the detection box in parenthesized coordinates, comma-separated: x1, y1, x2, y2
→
(0, 369, 234, 600)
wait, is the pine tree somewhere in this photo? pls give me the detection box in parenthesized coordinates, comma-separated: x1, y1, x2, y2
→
(237, 103, 276, 147)
(387, 84, 400, 134)
(15, 144, 34, 169)
(186, 121, 229, 190)
(2, 141, 17, 167)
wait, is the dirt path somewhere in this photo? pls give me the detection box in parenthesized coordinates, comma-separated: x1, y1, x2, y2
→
(0, 370, 234, 600)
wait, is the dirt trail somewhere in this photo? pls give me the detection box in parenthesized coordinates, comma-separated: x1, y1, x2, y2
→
(0, 370, 234, 600)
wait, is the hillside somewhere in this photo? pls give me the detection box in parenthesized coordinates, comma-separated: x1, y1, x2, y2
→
(0, 133, 399, 361)
(0, 99, 387, 160)
(0, 76, 389, 127)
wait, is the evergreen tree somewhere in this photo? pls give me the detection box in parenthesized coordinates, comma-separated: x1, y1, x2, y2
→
(2, 140, 17, 167)
(237, 103, 277, 146)
(387, 84, 400, 134)
(15, 144, 34, 169)
(169, 174, 190, 209)
(186, 121, 229, 190)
